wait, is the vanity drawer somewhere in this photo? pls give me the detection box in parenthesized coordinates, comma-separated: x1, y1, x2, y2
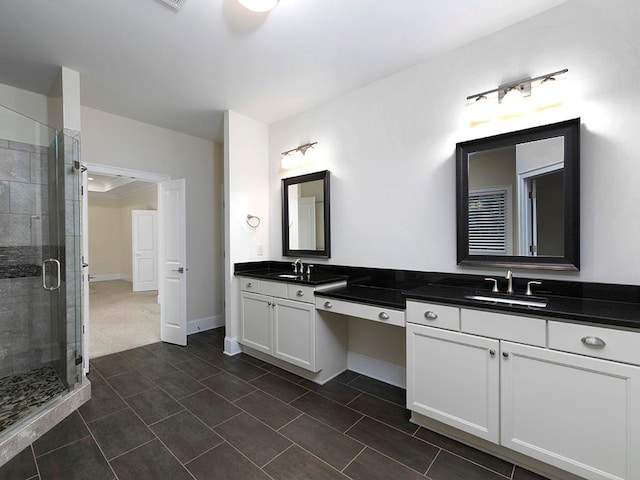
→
(549, 321, 640, 366)
(261, 280, 288, 299)
(240, 277, 261, 293)
(406, 301, 460, 330)
(287, 284, 316, 303)
(461, 309, 546, 347)
(316, 297, 405, 327)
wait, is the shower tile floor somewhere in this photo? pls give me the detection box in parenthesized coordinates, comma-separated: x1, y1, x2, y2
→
(1, 328, 550, 480)
(0, 366, 67, 433)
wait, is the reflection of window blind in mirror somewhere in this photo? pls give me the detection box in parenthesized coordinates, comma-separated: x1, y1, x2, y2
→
(469, 186, 512, 255)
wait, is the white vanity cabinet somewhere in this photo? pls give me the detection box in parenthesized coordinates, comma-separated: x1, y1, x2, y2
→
(406, 299, 640, 480)
(239, 276, 346, 376)
(500, 340, 640, 480)
(407, 323, 500, 442)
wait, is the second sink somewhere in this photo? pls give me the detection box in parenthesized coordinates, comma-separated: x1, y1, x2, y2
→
(465, 294, 548, 308)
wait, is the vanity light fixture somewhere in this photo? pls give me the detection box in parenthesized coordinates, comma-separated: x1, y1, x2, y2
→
(466, 68, 568, 123)
(281, 142, 318, 170)
(238, 0, 279, 12)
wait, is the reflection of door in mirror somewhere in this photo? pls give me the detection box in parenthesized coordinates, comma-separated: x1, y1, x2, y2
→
(287, 180, 325, 250)
(516, 136, 564, 257)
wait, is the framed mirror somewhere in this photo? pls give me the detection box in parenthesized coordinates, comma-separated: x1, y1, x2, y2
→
(456, 118, 580, 270)
(282, 170, 331, 258)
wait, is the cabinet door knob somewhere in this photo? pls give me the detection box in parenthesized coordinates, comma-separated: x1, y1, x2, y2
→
(247, 282, 253, 288)
(424, 311, 438, 320)
(489, 349, 496, 356)
(378, 312, 390, 320)
(502, 351, 510, 358)
(581, 336, 606, 347)
(296, 290, 304, 297)
(324, 301, 332, 308)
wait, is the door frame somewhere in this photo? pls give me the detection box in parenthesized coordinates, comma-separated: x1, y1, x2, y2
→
(81, 163, 170, 373)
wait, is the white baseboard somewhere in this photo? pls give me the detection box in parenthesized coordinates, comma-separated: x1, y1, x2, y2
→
(121, 274, 133, 283)
(224, 337, 241, 356)
(187, 315, 224, 335)
(347, 351, 406, 388)
(90, 273, 122, 282)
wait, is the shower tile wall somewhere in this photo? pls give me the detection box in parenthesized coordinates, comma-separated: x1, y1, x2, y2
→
(0, 139, 54, 379)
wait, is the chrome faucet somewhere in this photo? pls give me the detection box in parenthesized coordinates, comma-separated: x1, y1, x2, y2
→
(505, 270, 514, 294)
(292, 258, 303, 274)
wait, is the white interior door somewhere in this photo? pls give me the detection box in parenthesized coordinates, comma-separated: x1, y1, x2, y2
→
(159, 179, 187, 346)
(132, 210, 158, 292)
(297, 196, 316, 250)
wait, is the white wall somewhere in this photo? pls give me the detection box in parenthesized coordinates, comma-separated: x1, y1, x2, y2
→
(88, 195, 121, 278)
(267, 0, 640, 286)
(224, 111, 269, 351)
(0, 83, 53, 146)
(82, 106, 223, 325)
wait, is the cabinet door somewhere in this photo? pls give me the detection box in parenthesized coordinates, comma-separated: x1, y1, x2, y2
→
(501, 341, 640, 480)
(240, 292, 272, 354)
(273, 298, 316, 371)
(406, 324, 500, 442)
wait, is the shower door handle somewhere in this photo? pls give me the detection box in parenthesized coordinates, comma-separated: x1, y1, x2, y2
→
(42, 259, 61, 291)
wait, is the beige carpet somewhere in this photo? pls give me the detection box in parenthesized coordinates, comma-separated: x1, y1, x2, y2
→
(89, 280, 161, 359)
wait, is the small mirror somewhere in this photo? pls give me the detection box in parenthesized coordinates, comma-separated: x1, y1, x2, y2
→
(282, 170, 331, 258)
(457, 119, 580, 270)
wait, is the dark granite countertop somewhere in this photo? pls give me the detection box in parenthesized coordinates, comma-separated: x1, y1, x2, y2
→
(235, 267, 347, 286)
(234, 261, 640, 330)
(405, 284, 640, 330)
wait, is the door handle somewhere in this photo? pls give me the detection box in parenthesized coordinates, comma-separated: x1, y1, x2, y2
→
(42, 259, 61, 291)
(172, 267, 185, 274)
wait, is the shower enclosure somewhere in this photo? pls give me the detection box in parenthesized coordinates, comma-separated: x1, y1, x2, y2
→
(0, 104, 82, 436)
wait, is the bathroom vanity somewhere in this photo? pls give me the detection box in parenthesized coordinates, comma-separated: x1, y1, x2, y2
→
(235, 262, 640, 480)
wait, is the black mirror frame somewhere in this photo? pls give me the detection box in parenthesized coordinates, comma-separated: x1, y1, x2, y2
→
(456, 118, 580, 270)
(282, 170, 331, 258)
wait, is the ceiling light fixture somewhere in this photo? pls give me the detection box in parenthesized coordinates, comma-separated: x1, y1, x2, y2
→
(238, 0, 279, 13)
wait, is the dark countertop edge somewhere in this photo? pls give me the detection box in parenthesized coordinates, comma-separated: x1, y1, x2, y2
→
(235, 269, 348, 286)
(314, 288, 405, 310)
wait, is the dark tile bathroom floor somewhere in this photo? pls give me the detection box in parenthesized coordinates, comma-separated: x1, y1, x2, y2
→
(0, 366, 67, 433)
(1, 328, 549, 480)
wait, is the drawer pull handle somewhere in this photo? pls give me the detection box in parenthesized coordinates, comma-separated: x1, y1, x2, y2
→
(324, 301, 333, 308)
(378, 312, 390, 320)
(246, 282, 253, 288)
(296, 290, 304, 297)
(424, 311, 438, 320)
(581, 336, 606, 348)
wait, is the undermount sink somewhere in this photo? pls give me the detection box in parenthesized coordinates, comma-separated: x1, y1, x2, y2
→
(465, 294, 548, 308)
(271, 273, 304, 279)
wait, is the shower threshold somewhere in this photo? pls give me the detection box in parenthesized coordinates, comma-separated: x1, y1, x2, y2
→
(0, 373, 91, 467)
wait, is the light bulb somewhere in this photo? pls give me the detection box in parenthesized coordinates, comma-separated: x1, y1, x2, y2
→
(238, 0, 279, 12)
(500, 87, 525, 119)
(467, 95, 492, 125)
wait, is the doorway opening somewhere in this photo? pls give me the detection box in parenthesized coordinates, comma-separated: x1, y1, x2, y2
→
(86, 173, 160, 358)
(81, 164, 188, 372)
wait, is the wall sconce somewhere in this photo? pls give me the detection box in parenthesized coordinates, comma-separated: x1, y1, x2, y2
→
(281, 142, 318, 170)
(466, 68, 568, 124)
(238, 0, 278, 12)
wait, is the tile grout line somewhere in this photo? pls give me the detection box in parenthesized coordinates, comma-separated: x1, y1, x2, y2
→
(29, 444, 41, 480)
(76, 405, 121, 480)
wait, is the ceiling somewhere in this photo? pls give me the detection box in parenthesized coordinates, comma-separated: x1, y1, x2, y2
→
(0, 0, 568, 142)
(87, 173, 156, 198)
